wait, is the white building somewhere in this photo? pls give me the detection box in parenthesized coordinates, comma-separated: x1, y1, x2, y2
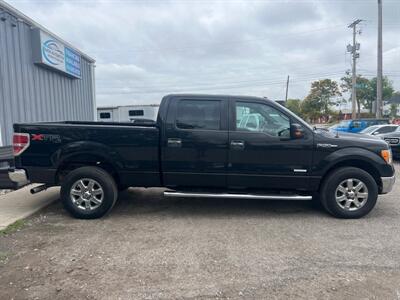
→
(97, 105, 159, 122)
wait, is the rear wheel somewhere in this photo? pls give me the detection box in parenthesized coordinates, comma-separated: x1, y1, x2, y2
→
(320, 167, 378, 219)
(60, 166, 118, 219)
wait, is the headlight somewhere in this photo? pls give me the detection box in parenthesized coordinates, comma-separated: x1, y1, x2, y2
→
(381, 149, 393, 164)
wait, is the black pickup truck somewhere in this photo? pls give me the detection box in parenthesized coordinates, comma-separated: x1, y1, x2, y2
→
(0, 94, 396, 219)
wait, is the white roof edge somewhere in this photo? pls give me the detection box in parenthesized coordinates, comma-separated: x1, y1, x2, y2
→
(98, 104, 160, 109)
(0, 0, 95, 63)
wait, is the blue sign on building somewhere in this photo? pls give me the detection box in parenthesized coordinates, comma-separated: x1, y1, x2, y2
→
(65, 47, 81, 78)
(32, 28, 82, 79)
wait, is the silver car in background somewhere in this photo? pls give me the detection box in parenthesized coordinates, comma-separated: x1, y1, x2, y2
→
(360, 124, 399, 136)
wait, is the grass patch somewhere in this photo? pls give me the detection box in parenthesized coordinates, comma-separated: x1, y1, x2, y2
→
(0, 219, 26, 236)
(0, 252, 8, 263)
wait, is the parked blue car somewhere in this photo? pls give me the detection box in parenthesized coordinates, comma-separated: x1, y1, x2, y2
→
(331, 119, 390, 133)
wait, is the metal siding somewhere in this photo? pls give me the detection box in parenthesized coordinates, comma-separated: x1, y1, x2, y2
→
(0, 14, 95, 145)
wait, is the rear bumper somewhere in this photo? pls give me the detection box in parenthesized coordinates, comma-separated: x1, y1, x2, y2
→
(0, 146, 29, 190)
(381, 175, 395, 194)
(0, 169, 29, 189)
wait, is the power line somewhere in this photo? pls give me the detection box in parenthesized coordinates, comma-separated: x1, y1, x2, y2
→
(89, 24, 347, 55)
(97, 71, 346, 95)
(96, 54, 349, 82)
(98, 70, 346, 91)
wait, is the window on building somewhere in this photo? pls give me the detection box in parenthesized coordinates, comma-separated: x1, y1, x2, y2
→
(99, 112, 111, 119)
(129, 110, 144, 116)
(176, 100, 221, 130)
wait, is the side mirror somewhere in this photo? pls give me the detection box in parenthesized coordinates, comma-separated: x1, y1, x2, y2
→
(291, 123, 305, 139)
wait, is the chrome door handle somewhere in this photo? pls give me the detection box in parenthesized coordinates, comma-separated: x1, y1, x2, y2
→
(230, 140, 245, 149)
(167, 138, 182, 147)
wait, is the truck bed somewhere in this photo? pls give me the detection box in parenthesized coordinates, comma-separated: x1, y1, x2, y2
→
(13, 121, 161, 187)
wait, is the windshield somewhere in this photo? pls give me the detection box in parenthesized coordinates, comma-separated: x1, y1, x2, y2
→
(360, 125, 379, 134)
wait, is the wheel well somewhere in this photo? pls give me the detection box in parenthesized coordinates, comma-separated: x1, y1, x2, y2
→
(320, 160, 382, 191)
(56, 154, 121, 187)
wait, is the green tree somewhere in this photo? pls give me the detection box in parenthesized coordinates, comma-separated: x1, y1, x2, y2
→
(388, 91, 400, 117)
(389, 103, 398, 117)
(367, 77, 394, 113)
(304, 79, 342, 117)
(301, 97, 321, 123)
(340, 72, 394, 114)
(285, 99, 302, 116)
(340, 71, 371, 117)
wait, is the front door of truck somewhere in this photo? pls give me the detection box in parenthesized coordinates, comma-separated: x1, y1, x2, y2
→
(227, 99, 313, 190)
(162, 97, 229, 188)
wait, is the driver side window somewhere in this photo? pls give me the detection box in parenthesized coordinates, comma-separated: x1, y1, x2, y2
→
(236, 102, 290, 137)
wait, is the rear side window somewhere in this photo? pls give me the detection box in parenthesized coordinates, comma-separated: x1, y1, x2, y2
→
(176, 100, 221, 130)
(377, 120, 389, 125)
(376, 126, 396, 134)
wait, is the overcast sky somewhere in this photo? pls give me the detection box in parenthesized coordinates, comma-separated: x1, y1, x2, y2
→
(8, 0, 400, 107)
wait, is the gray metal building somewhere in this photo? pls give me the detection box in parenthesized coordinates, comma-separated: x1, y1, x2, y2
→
(0, 1, 96, 146)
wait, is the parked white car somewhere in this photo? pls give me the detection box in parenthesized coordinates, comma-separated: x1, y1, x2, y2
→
(360, 124, 399, 136)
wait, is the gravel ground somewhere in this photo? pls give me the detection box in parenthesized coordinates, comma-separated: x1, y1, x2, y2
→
(0, 163, 399, 300)
(0, 189, 12, 196)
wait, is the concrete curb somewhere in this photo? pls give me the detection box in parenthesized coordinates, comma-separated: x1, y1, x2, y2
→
(0, 184, 60, 230)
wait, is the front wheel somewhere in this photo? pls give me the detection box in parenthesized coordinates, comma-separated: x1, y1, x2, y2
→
(60, 166, 118, 219)
(320, 167, 378, 219)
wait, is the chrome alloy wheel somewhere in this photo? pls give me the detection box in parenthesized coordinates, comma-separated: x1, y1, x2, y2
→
(70, 178, 104, 211)
(335, 178, 368, 211)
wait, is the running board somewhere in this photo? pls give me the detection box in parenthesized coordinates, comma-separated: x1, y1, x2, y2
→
(164, 191, 312, 200)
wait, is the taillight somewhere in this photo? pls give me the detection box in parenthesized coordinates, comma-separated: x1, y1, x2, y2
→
(13, 133, 30, 156)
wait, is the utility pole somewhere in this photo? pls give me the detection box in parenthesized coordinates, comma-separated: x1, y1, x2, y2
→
(347, 19, 362, 119)
(376, 0, 383, 118)
(285, 75, 289, 103)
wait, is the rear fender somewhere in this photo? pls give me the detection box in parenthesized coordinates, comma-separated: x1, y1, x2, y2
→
(53, 141, 123, 171)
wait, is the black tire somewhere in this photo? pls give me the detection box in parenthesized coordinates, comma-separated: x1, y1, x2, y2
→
(320, 167, 378, 219)
(60, 166, 118, 219)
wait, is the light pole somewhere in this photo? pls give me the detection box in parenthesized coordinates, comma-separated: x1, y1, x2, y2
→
(376, 0, 383, 118)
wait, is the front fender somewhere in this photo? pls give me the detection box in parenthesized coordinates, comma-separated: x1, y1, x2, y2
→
(312, 147, 393, 178)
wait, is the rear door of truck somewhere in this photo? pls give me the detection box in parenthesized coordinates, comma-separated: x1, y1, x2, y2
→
(161, 96, 229, 188)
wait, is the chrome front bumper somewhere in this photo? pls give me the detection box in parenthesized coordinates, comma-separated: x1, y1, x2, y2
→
(381, 175, 396, 194)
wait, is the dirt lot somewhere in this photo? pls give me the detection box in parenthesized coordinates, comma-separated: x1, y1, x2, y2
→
(0, 163, 399, 300)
